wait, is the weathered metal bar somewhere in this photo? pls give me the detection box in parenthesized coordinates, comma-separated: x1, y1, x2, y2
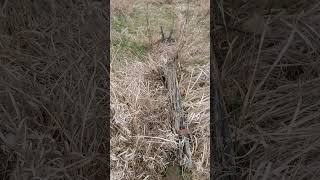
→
(163, 58, 192, 169)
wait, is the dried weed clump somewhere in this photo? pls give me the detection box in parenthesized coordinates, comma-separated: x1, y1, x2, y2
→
(110, 59, 177, 180)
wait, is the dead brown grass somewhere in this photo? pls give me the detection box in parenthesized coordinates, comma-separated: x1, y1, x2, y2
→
(111, 0, 209, 179)
(0, 0, 108, 179)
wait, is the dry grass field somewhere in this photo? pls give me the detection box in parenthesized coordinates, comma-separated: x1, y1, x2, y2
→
(110, 0, 210, 179)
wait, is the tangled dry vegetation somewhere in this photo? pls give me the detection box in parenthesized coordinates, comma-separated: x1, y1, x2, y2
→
(111, 0, 209, 179)
(216, 0, 320, 179)
(0, 0, 108, 179)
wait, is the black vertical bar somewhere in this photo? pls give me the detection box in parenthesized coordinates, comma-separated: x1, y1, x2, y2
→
(211, 0, 236, 179)
(106, 0, 111, 179)
(0, 0, 111, 179)
(210, 1, 215, 179)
